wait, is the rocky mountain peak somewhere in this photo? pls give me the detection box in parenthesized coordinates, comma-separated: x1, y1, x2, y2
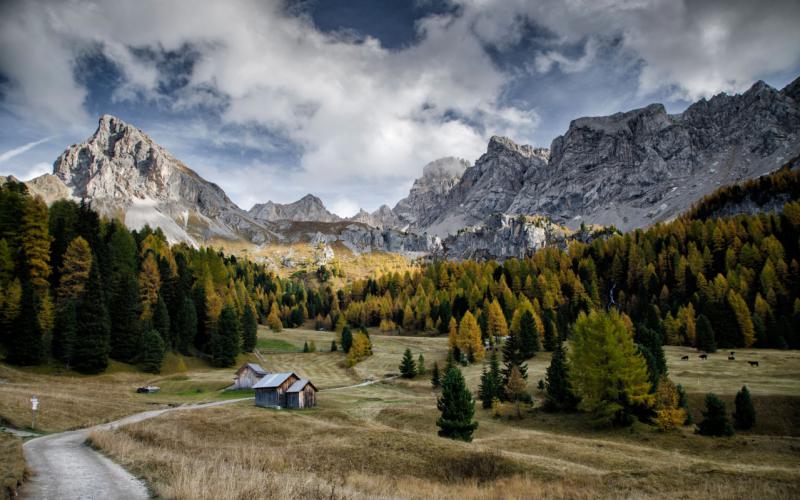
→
(248, 193, 340, 223)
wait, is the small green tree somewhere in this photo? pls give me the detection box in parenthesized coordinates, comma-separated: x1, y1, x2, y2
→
(733, 385, 756, 430)
(430, 362, 441, 388)
(506, 364, 528, 419)
(519, 310, 540, 359)
(140, 329, 165, 373)
(676, 383, 692, 425)
(417, 353, 426, 375)
(303, 341, 310, 353)
(436, 366, 478, 442)
(241, 305, 258, 353)
(309, 340, 316, 352)
(696, 314, 717, 353)
(211, 305, 240, 368)
(698, 393, 734, 436)
(399, 348, 417, 378)
(330, 340, 338, 352)
(478, 349, 502, 408)
(341, 326, 353, 353)
(544, 340, 578, 411)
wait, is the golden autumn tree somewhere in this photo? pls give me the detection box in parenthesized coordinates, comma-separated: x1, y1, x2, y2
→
(653, 376, 687, 431)
(138, 252, 161, 321)
(57, 236, 92, 307)
(487, 298, 508, 339)
(457, 311, 485, 362)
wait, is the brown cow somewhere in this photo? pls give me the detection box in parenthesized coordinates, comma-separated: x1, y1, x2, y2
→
(748, 361, 759, 367)
(681, 355, 689, 360)
(699, 354, 708, 360)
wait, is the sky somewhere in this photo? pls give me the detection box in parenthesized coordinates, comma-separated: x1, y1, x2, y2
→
(1, 0, 799, 217)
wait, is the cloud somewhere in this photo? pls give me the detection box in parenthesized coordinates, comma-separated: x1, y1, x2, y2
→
(0, 137, 52, 163)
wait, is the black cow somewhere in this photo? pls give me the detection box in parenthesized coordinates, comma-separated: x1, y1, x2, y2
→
(728, 355, 735, 360)
(699, 354, 708, 360)
(748, 361, 759, 367)
(681, 355, 689, 360)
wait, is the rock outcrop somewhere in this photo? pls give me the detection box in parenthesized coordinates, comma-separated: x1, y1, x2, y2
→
(392, 157, 469, 231)
(249, 194, 340, 223)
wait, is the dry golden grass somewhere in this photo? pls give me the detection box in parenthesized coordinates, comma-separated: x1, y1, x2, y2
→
(86, 329, 800, 499)
(0, 432, 25, 500)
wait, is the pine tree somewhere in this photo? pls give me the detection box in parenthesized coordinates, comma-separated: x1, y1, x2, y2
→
(506, 365, 528, 419)
(696, 314, 717, 353)
(569, 310, 653, 426)
(519, 310, 540, 359)
(72, 261, 110, 374)
(153, 294, 171, 345)
(544, 341, 578, 411)
(267, 302, 282, 332)
(52, 299, 77, 365)
(698, 393, 734, 436)
(430, 362, 441, 388)
(634, 324, 667, 387)
(330, 340, 337, 352)
(676, 383, 692, 425)
(303, 341, 309, 353)
(501, 327, 527, 395)
(478, 365, 494, 409)
(6, 282, 45, 365)
(109, 272, 141, 363)
(436, 366, 478, 442)
(399, 348, 417, 378)
(175, 296, 197, 355)
(139, 329, 165, 373)
(417, 353, 426, 375)
(341, 326, 353, 353)
(211, 305, 240, 367)
(241, 305, 258, 353)
(733, 385, 756, 430)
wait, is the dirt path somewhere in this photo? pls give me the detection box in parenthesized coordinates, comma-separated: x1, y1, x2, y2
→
(20, 376, 397, 499)
(20, 398, 252, 500)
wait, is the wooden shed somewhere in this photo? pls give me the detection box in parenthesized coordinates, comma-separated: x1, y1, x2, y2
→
(253, 372, 300, 408)
(233, 363, 268, 389)
(285, 379, 318, 409)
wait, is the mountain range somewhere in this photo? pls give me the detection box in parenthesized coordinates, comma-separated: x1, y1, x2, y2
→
(9, 76, 800, 259)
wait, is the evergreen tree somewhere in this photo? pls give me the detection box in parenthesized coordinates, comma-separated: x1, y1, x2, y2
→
(634, 324, 667, 388)
(506, 365, 528, 419)
(330, 340, 337, 352)
(267, 302, 282, 332)
(241, 305, 258, 353)
(6, 282, 45, 365)
(478, 349, 502, 408)
(211, 305, 240, 367)
(676, 383, 692, 425)
(72, 261, 110, 374)
(109, 272, 141, 363)
(303, 341, 310, 353)
(733, 385, 756, 430)
(501, 327, 527, 394)
(417, 353, 426, 375)
(436, 366, 478, 442)
(52, 299, 77, 365)
(431, 361, 441, 388)
(341, 326, 353, 353)
(399, 348, 417, 378)
(698, 393, 734, 436)
(139, 329, 165, 373)
(20, 196, 51, 295)
(175, 296, 197, 355)
(457, 311, 485, 362)
(696, 314, 717, 353)
(56, 236, 92, 307)
(519, 310, 540, 359)
(153, 294, 171, 345)
(544, 341, 578, 411)
(569, 310, 653, 426)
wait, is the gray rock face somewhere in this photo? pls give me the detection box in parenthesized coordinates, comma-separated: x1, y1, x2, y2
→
(349, 204, 403, 228)
(392, 157, 469, 231)
(507, 78, 800, 230)
(440, 214, 568, 260)
(249, 194, 340, 223)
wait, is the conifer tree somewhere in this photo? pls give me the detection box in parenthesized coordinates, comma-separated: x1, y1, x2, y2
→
(487, 298, 508, 339)
(430, 361, 441, 388)
(698, 393, 734, 436)
(303, 341, 309, 353)
(139, 329, 165, 373)
(436, 366, 478, 442)
(6, 282, 45, 365)
(478, 365, 493, 409)
(138, 253, 161, 321)
(52, 299, 77, 365)
(341, 326, 353, 353)
(676, 383, 692, 425)
(634, 324, 667, 387)
(211, 305, 240, 367)
(506, 365, 528, 419)
(175, 296, 197, 355)
(733, 385, 756, 430)
(153, 294, 171, 345)
(653, 376, 686, 431)
(519, 310, 540, 359)
(696, 314, 717, 353)
(399, 348, 417, 378)
(56, 236, 92, 307)
(417, 353, 426, 375)
(20, 196, 51, 295)
(330, 340, 337, 352)
(544, 341, 578, 411)
(72, 261, 110, 374)
(457, 311, 485, 362)
(241, 305, 258, 353)
(109, 271, 141, 363)
(267, 302, 282, 332)
(569, 310, 653, 426)
(501, 327, 527, 393)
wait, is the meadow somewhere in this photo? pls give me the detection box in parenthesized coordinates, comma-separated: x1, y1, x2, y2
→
(80, 327, 800, 499)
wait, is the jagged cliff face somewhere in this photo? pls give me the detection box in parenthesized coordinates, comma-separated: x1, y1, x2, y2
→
(249, 194, 341, 223)
(392, 157, 469, 231)
(506, 79, 800, 230)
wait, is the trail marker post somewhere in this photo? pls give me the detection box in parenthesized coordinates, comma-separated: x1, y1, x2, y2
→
(30, 395, 39, 430)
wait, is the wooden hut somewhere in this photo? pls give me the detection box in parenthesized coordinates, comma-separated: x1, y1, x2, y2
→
(233, 363, 268, 389)
(253, 372, 299, 408)
(285, 379, 318, 409)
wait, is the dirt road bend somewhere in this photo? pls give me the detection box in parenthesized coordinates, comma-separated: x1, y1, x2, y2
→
(20, 398, 252, 500)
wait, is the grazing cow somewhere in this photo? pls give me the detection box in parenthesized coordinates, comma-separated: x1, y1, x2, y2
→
(730, 351, 736, 357)
(728, 355, 735, 360)
(699, 354, 708, 360)
(748, 361, 759, 367)
(681, 355, 689, 360)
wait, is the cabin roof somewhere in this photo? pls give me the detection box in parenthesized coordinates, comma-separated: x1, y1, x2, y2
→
(286, 378, 317, 393)
(237, 363, 268, 376)
(253, 372, 297, 389)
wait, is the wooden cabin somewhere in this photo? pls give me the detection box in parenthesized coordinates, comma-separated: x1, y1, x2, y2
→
(253, 372, 300, 408)
(233, 363, 268, 389)
(285, 379, 318, 409)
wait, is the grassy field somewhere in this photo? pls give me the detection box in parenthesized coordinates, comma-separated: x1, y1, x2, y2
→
(84, 328, 800, 499)
(0, 432, 24, 500)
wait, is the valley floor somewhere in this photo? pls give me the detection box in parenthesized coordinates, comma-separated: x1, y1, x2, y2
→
(2, 328, 800, 499)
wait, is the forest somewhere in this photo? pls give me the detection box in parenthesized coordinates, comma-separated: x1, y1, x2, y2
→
(1, 169, 799, 375)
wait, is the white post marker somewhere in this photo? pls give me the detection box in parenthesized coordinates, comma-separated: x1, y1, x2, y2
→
(31, 395, 39, 430)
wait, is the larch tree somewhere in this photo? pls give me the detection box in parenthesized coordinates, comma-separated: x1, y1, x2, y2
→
(267, 301, 282, 332)
(20, 196, 51, 296)
(457, 311, 485, 362)
(505, 364, 528, 419)
(56, 236, 92, 307)
(487, 298, 508, 340)
(569, 310, 653, 427)
(138, 253, 161, 321)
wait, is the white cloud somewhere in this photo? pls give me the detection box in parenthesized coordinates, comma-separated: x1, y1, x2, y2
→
(0, 137, 51, 163)
(329, 197, 360, 218)
(21, 162, 52, 181)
